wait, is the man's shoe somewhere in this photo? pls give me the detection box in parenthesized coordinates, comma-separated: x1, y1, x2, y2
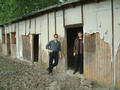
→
(73, 71, 77, 74)
(80, 71, 83, 74)
(48, 69, 52, 74)
(46, 68, 49, 71)
(48, 71, 51, 74)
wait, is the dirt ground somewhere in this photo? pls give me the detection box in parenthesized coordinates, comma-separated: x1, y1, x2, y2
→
(0, 55, 116, 90)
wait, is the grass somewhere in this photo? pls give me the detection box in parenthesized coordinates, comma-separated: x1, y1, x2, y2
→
(0, 63, 16, 90)
(114, 87, 119, 90)
(1, 65, 16, 72)
(92, 82, 120, 90)
(92, 82, 104, 88)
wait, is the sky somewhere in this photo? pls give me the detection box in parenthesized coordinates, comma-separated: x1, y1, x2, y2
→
(59, 0, 64, 2)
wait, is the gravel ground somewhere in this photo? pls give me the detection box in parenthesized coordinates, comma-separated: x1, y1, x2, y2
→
(0, 55, 115, 90)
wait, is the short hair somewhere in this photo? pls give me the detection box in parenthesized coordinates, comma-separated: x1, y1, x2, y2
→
(77, 31, 82, 34)
(54, 34, 58, 37)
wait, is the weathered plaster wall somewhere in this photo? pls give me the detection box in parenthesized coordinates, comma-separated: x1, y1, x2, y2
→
(18, 21, 25, 58)
(36, 17, 41, 34)
(0, 27, 2, 53)
(114, 0, 120, 88)
(25, 19, 30, 35)
(116, 45, 120, 88)
(0, 27, 2, 42)
(16, 23, 20, 58)
(2, 44, 7, 55)
(2, 27, 8, 55)
(10, 24, 16, 58)
(35, 17, 41, 63)
(7, 25, 11, 34)
(56, 10, 66, 72)
(11, 44, 16, 58)
(85, 32, 112, 85)
(11, 24, 15, 32)
(30, 18, 36, 34)
(83, 0, 112, 85)
(49, 12, 55, 40)
(0, 43, 2, 54)
(40, 14, 49, 64)
(65, 5, 82, 25)
(19, 21, 25, 35)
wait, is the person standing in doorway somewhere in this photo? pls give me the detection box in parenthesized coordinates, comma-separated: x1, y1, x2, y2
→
(73, 31, 83, 74)
(46, 34, 61, 74)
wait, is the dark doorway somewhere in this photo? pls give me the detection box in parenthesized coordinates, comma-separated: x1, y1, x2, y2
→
(7, 34, 11, 55)
(66, 27, 83, 70)
(33, 35, 39, 62)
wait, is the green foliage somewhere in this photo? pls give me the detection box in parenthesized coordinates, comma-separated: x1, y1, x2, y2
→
(0, 0, 60, 25)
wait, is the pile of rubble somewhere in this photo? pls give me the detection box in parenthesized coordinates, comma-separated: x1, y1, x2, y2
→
(0, 56, 114, 90)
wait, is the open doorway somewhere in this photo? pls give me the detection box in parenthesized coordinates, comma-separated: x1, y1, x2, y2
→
(33, 34, 39, 62)
(66, 26, 83, 70)
(7, 34, 11, 55)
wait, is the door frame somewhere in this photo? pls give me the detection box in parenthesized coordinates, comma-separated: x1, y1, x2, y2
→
(65, 24, 84, 72)
(32, 34, 39, 62)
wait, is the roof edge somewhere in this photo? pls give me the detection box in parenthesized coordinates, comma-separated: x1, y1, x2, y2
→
(2, 0, 99, 26)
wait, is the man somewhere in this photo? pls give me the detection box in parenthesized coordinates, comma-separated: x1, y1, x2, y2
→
(73, 31, 83, 74)
(46, 34, 61, 74)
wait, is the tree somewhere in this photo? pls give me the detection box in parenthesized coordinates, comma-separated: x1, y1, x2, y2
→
(0, 0, 60, 25)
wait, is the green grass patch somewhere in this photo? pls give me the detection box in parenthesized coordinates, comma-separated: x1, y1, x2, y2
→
(2, 65, 16, 72)
(114, 87, 119, 90)
(92, 82, 104, 88)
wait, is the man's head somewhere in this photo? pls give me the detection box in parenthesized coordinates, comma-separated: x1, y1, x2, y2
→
(54, 34, 58, 41)
(78, 31, 82, 38)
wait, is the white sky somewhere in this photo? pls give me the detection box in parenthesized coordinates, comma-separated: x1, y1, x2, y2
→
(59, 0, 64, 2)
